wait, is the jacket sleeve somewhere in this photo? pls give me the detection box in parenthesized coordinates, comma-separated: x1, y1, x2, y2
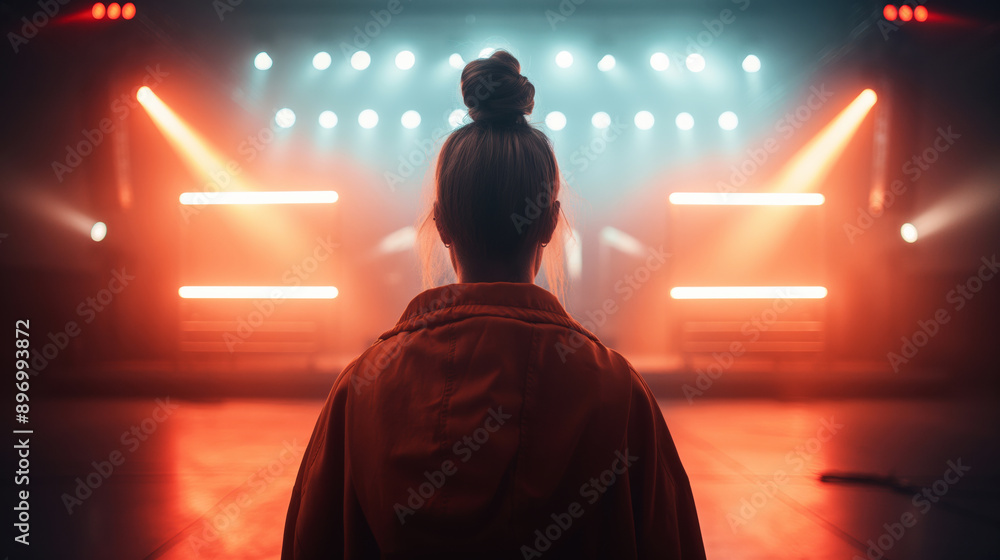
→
(626, 367, 707, 559)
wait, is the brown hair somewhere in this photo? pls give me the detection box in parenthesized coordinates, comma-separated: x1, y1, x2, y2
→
(417, 50, 570, 298)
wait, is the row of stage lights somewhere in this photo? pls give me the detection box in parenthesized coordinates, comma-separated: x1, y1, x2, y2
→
(270, 107, 741, 131)
(253, 49, 763, 74)
(91, 2, 135, 19)
(883, 4, 929, 22)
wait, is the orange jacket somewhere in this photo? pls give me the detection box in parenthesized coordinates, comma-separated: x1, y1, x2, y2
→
(282, 282, 705, 559)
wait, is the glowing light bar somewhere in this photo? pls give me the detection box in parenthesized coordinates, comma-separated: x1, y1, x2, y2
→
(668, 192, 825, 205)
(178, 191, 339, 205)
(670, 286, 828, 299)
(179, 286, 338, 299)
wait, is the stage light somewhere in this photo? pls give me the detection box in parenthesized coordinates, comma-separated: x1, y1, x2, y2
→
(900, 223, 918, 243)
(669, 192, 825, 205)
(395, 50, 415, 70)
(136, 85, 153, 103)
(90, 221, 107, 242)
(635, 110, 654, 130)
(351, 50, 370, 70)
(401, 110, 421, 129)
(312, 52, 331, 70)
(650, 52, 669, 71)
(448, 109, 466, 128)
(318, 111, 338, 128)
(179, 286, 339, 299)
(121, 2, 134, 19)
(670, 286, 828, 299)
(685, 53, 705, 72)
(178, 191, 339, 205)
(591, 111, 611, 129)
(742, 54, 761, 72)
(449, 53, 464, 68)
(92, 3, 105, 19)
(275, 108, 296, 129)
(597, 55, 615, 71)
(914, 5, 928, 21)
(899, 5, 912, 21)
(479, 47, 495, 58)
(545, 111, 566, 131)
(718, 111, 738, 130)
(107, 2, 120, 19)
(883, 4, 898, 20)
(675, 112, 694, 130)
(358, 109, 378, 129)
(555, 50, 573, 68)
(254, 52, 272, 70)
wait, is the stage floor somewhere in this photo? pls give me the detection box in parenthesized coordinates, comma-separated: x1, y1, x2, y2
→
(24, 396, 1000, 559)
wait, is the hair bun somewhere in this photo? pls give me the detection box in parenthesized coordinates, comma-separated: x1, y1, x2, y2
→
(461, 50, 534, 125)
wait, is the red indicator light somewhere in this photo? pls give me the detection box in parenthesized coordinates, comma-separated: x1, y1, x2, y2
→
(107, 2, 120, 19)
(122, 2, 135, 19)
(898, 5, 913, 21)
(92, 3, 105, 18)
(883, 4, 897, 21)
(914, 5, 928, 22)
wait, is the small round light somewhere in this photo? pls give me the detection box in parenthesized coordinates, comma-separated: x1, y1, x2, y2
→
(742, 54, 761, 73)
(448, 109, 467, 128)
(319, 111, 338, 129)
(675, 112, 694, 130)
(591, 112, 611, 129)
(479, 47, 496, 58)
(686, 53, 706, 72)
(395, 50, 415, 70)
(92, 3, 105, 19)
(401, 110, 421, 129)
(901, 223, 918, 243)
(718, 111, 738, 131)
(449, 53, 464, 68)
(121, 2, 134, 19)
(545, 111, 567, 131)
(312, 52, 331, 70)
(275, 108, 296, 129)
(634, 111, 654, 130)
(136, 86, 152, 103)
(650, 52, 670, 71)
(358, 109, 379, 129)
(883, 4, 898, 21)
(914, 5, 928, 22)
(254, 52, 272, 70)
(555, 50, 573, 68)
(597, 55, 615, 72)
(91, 222, 107, 242)
(107, 2, 120, 19)
(898, 5, 912, 21)
(351, 51, 371, 70)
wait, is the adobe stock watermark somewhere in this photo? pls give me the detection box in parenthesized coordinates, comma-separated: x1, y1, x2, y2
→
(844, 126, 960, 243)
(854, 458, 970, 560)
(337, 0, 414, 63)
(520, 449, 637, 558)
(52, 65, 170, 183)
(394, 407, 512, 525)
(887, 254, 997, 372)
(726, 417, 843, 532)
(61, 397, 179, 514)
(7, 0, 72, 53)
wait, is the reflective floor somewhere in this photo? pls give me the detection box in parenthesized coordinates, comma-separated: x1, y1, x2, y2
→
(24, 396, 1000, 559)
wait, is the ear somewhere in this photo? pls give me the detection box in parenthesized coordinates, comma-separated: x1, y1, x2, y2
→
(433, 202, 453, 246)
(540, 200, 561, 245)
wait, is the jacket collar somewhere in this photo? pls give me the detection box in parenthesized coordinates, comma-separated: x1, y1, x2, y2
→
(376, 282, 600, 344)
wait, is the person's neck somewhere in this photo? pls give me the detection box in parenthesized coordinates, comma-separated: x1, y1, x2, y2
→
(457, 261, 535, 284)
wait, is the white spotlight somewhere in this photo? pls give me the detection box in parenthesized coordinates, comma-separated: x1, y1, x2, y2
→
(449, 53, 464, 68)
(555, 50, 573, 68)
(634, 110, 654, 130)
(318, 111, 338, 129)
(901, 223, 919, 243)
(275, 108, 296, 128)
(545, 111, 567, 131)
(351, 50, 371, 70)
(358, 109, 378, 129)
(90, 221, 107, 242)
(401, 110, 421, 129)
(591, 112, 611, 129)
(312, 51, 331, 70)
(254, 52, 272, 70)
(675, 112, 694, 130)
(479, 47, 496, 58)
(448, 109, 467, 128)
(718, 111, 738, 130)
(650, 52, 669, 71)
(597, 55, 615, 71)
(686, 53, 706, 72)
(395, 50, 415, 70)
(742, 54, 761, 73)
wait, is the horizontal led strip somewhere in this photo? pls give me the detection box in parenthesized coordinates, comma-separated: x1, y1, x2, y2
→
(670, 286, 828, 299)
(178, 191, 339, 205)
(668, 192, 825, 206)
(178, 286, 339, 299)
